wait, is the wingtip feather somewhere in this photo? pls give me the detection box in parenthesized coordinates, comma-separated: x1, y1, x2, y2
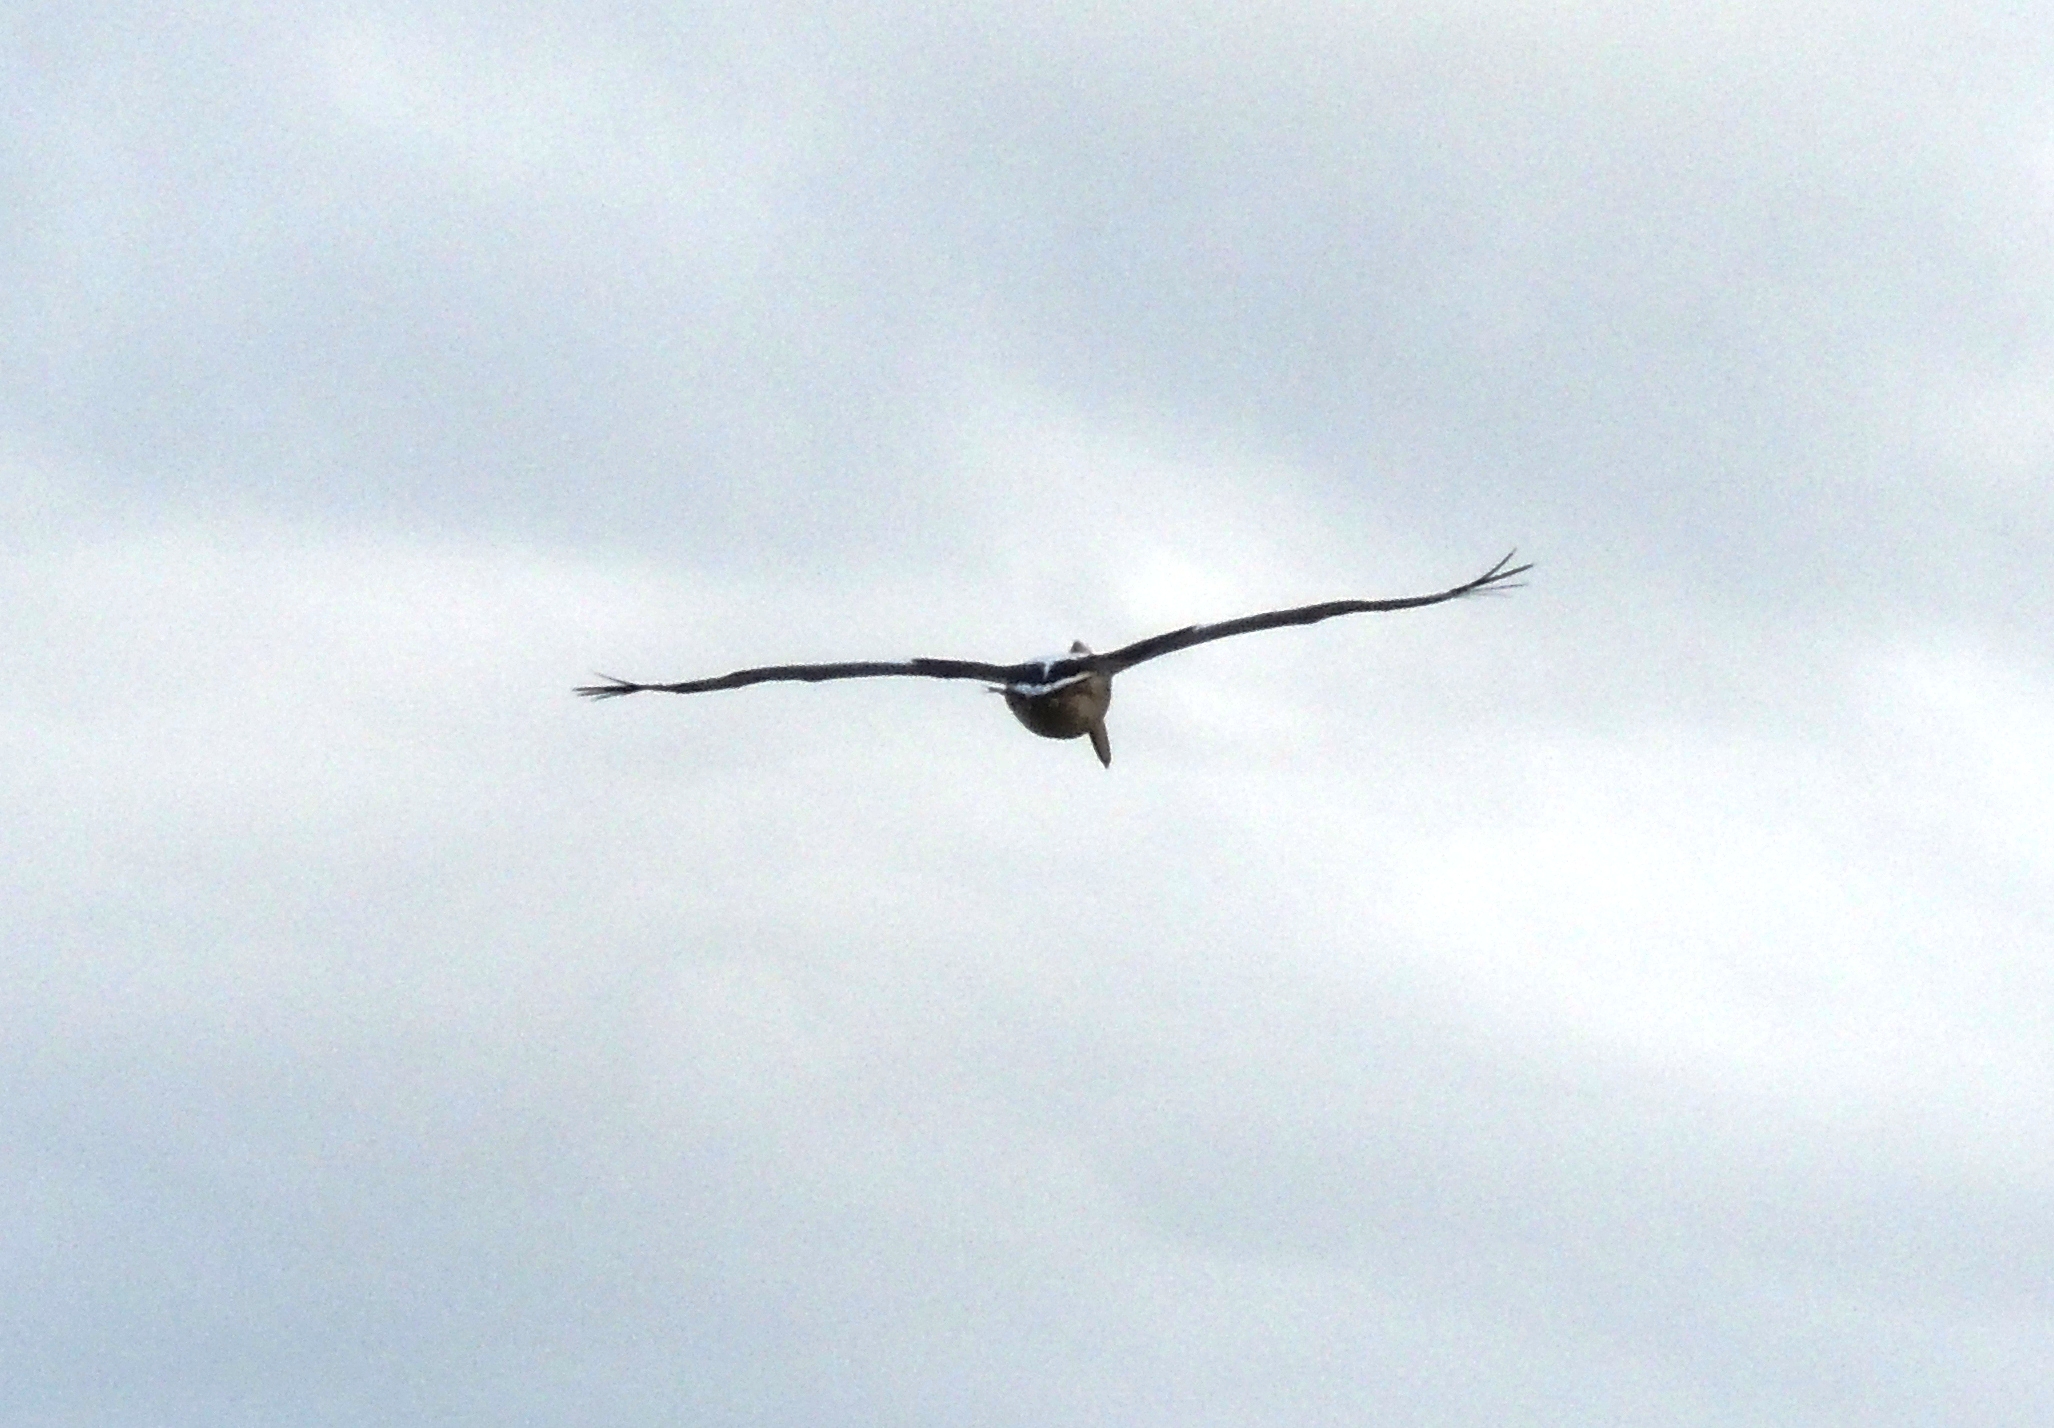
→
(574, 675, 643, 700)
(1463, 549, 1534, 595)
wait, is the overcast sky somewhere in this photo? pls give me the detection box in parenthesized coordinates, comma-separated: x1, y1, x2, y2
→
(5, 2, 2052, 1424)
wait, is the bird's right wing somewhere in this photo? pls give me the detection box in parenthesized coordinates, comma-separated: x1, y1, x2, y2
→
(575, 656, 1026, 699)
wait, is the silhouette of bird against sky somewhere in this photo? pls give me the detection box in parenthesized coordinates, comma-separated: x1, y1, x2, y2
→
(578, 551, 1531, 766)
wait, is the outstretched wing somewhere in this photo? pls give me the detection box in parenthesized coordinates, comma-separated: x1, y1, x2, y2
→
(1098, 549, 1532, 676)
(576, 551, 1531, 699)
(575, 656, 1025, 699)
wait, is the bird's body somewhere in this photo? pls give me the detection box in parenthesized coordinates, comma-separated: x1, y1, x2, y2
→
(578, 551, 1529, 767)
(1000, 644, 1114, 765)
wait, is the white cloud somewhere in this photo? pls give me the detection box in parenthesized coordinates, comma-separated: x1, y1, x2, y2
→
(5, 3, 2054, 1423)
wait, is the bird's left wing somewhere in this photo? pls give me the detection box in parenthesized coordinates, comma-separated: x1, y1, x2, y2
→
(576, 656, 1027, 699)
(1098, 549, 1532, 675)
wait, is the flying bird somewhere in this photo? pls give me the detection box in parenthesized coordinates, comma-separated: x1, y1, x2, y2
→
(578, 550, 1531, 767)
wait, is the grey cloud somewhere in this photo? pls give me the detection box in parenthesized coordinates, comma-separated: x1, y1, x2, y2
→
(5, 3, 2053, 1425)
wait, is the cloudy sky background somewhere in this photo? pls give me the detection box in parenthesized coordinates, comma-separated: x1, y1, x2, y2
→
(5, 2, 2053, 1422)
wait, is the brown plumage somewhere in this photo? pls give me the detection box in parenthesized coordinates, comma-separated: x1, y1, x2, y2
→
(996, 642, 1115, 767)
(578, 550, 1530, 767)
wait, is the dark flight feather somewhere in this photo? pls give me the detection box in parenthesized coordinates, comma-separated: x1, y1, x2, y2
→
(576, 657, 1019, 699)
